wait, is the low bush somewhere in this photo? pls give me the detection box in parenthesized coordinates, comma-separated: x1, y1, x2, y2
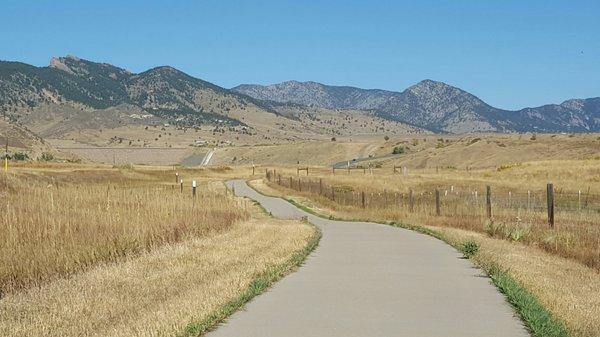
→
(39, 152, 54, 161)
(460, 240, 479, 258)
(13, 152, 29, 161)
(392, 146, 405, 154)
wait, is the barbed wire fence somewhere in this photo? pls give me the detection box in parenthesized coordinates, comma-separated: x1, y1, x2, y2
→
(265, 169, 600, 227)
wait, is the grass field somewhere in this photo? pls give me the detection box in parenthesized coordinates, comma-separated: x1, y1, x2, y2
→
(2, 132, 599, 336)
(0, 165, 249, 293)
(0, 163, 315, 336)
(264, 158, 600, 270)
(207, 133, 600, 168)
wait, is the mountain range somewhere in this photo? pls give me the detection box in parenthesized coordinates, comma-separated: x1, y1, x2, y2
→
(0, 55, 277, 127)
(234, 80, 600, 133)
(0, 55, 598, 137)
(1, 56, 418, 149)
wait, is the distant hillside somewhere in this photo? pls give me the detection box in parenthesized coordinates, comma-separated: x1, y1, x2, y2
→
(0, 56, 419, 148)
(0, 118, 50, 157)
(0, 56, 280, 127)
(233, 80, 600, 133)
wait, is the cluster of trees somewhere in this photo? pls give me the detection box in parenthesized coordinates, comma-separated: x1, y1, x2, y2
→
(1, 152, 54, 161)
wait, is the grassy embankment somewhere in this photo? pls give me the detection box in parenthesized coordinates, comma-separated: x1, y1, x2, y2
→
(265, 159, 600, 270)
(0, 163, 316, 336)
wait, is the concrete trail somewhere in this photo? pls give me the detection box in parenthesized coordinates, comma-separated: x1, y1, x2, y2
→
(201, 148, 215, 166)
(209, 180, 529, 337)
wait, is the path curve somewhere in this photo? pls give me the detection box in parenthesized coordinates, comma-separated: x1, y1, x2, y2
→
(209, 180, 529, 337)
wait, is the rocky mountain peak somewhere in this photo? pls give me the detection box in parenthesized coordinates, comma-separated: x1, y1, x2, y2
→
(49, 56, 76, 75)
(50, 55, 131, 79)
(405, 79, 469, 100)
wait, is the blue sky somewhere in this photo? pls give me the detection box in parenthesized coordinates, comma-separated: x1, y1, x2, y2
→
(1, 0, 598, 110)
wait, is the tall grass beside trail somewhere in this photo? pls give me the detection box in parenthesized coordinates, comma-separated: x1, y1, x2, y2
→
(265, 165, 600, 271)
(0, 170, 249, 294)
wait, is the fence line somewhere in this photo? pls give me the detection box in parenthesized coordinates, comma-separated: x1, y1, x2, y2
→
(264, 170, 600, 226)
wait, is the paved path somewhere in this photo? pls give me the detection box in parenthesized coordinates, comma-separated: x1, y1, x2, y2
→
(201, 148, 215, 166)
(209, 180, 529, 337)
(332, 153, 403, 169)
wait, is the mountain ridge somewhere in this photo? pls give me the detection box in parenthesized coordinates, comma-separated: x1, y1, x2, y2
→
(0, 56, 278, 127)
(233, 80, 600, 133)
(1, 56, 419, 148)
(1, 56, 598, 135)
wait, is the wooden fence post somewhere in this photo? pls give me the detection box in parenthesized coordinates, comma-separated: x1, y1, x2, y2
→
(486, 186, 492, 219)
(435, 189, 441, 216)
(384, 189, 388, 208)
(289, 176, 293, 189)
(180, 179, 183, 193)
(585, 187, 590, 208)
(192, 180, 197, 198)
(547, 183, 554, 227)
(175, 172, 179, 184)
(298, 178, 302, 192)
(409, 189, 414, 212)
(319, 178, 323, 195)
(361, 191, 366, 208)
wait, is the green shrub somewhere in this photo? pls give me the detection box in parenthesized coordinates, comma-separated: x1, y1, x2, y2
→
(509, 224, 531, 242)
(39, 152, 54, 161)
(460, 240, 479, 258)
(484, 220, 502, 237)
(392, 146, 405, 154)
(485, 220, 531, 242)
(13, 152, 29, 161)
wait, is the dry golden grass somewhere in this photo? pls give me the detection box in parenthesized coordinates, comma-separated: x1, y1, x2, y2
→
(201, 132, 600, 167)
(0, 165, 249, 294)
(263, 159, 600, 270)
(0, 163, 315, 336)
(0, 214, 313, 337)
(380, 133, 600, 169)
(437, 227, 600, 337)
(210, 139, 386, 166)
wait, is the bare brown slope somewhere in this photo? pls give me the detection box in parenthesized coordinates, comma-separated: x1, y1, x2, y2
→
(0, 119, 50, 157)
